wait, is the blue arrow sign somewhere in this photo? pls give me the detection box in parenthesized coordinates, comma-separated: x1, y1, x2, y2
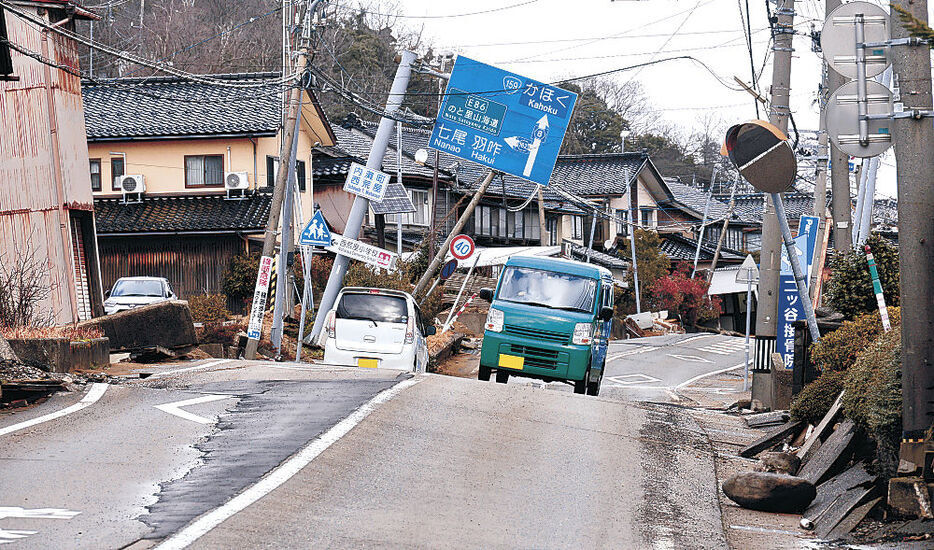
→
(429, 56, 578, 186)
(299, 210, 332, 247)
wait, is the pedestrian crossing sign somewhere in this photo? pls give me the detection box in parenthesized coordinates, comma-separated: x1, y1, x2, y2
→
(299, 211, 332, 247)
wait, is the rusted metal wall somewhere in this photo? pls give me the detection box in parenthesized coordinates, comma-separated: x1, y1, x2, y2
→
(0, 4, 100, 325)
(98, 235, 245, 309)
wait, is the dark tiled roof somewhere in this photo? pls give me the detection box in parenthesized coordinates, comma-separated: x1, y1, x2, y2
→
(562, 240, 628, 269)
(313, 155, 355, 177)
(662, 179, 731, 221)
(659, 233, 744, 263)
(550, 153, 646, 195)
(82, 73, 283, 140)
(716, 192, 816, 224)
(94, 194, 271, 234)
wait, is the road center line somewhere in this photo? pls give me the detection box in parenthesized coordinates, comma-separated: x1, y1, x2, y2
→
(149, 359, 231, 379)
(153, 375, 423, 550)
(675, 362, 747, 390)
(0, 383, 108, 437)
(607, 346, 659, 362)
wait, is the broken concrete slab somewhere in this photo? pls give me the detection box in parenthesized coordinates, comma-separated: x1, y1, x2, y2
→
(888, 477, 934, 519)
(77, 300, 197, 352)
(0, 335, 19, 362)
(799, 419, 859, 485)
(745, 411, 791, 428)
(755, 452, 801, 475)
(798, 391, 844, 465)
(7, 337, 110, 373)
(739, 420, 805, 458)
(722, 471, 817, 513)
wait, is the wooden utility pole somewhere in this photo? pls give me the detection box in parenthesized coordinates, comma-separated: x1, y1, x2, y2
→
(244, 2, 318, 360)
(752, 0, 796, 404)
(890, 0, 934, 470)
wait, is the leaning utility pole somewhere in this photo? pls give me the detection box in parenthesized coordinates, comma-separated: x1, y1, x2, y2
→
(537, 186, 548, 246)
(244, 0, 322, 361)
(890, 0, 934, 471)
(752, 0, 796, 404)
(826, 0, 853, 252)
(309, 51, 418, 341)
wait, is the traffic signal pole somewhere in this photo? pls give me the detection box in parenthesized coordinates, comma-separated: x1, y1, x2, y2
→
(309, 51, 418, 342)
(752, 0, 796, 405)
(889, 0, 934, 471)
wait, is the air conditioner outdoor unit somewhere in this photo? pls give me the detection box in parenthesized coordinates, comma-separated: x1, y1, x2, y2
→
(225, 171, 250, 190)
(117, 174, 145, 196)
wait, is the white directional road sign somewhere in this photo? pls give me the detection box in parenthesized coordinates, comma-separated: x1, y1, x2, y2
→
(326, 234, 397, 270)
(429, 56, 578, 186)
(299, 210, 332, 247)
(343, 162, 391, 202)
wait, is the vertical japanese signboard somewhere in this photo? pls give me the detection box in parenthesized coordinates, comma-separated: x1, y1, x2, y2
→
(429, 56, 578, 186)
(776, 215, 820, 368)
(247, 255, 274, 340)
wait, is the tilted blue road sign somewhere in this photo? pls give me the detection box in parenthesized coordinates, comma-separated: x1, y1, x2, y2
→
(429, 56, 578, 186)
(299, 210, 332, 247)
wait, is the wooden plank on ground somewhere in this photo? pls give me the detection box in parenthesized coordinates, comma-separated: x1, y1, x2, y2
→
(826, 496, 882, 540)
(798, 391, 844, 464)
(798, 419, 858, 485)
(815, 485, 880, 539)
(804, 462, 874, 522)
(738, 420, 805, 458)
(745, 411, 791, 428)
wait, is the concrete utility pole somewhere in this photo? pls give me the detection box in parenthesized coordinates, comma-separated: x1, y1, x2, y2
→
(889, 0, 934, 468)
(826, 0, 852, 252)
(752, 0, 795, 404)
(244, 0, 322, 360)
(537, 186, 548, 246)
(309, 51, 418, 341)
(811, 113, 829, 299)
(412, 170, 497, 297)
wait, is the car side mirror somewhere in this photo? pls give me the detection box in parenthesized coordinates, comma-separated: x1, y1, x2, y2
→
(425, 326, 437, 336)
(479, 288, 494, 302)
(600, 306, 614, 321)
(104, 289, 110, 298)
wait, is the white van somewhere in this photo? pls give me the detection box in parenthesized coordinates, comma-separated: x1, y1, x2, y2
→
(322, 287, 435, 371)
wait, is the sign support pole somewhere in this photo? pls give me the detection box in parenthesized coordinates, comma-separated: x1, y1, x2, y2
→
(745, 278, 753, 391)
(443, 253, 480, 332)
(772, 192, 821, 342)
(310, 51, 418, 341)
(413, 170, 496, 297)
(295, 245, 313, 360)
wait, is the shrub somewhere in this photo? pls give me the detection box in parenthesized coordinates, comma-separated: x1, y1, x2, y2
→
(843, 328, 902, 479)
(824, 234, 899, 319)
(648, 262, 721, 327)
(199, 322, 244, 345)
(616, 229, 670, 315)
(188, 294, 230, 324)
(222, 254, 260, 301)
(1, 325, 104, 341)
(790, 370, 846, 425)
(810, 307, 900, 372)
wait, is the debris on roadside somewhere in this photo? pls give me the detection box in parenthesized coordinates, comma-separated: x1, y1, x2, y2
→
(0, 359, 120, 409)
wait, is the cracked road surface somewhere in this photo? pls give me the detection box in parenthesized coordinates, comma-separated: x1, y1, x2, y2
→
(0, 357, 728, 549)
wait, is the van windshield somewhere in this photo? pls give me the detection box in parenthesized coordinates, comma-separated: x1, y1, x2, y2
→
(497, 267, 597, 313)
(337, 293, 408, 324)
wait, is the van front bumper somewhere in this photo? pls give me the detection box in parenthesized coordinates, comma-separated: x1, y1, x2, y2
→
(480, 330, 592, 381)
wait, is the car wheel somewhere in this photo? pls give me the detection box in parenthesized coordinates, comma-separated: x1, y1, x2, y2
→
(478, 365, 492, 381)
(587, 362, 604, 396)
(574, 369, 588, 394)
(495, 370, 509, 384)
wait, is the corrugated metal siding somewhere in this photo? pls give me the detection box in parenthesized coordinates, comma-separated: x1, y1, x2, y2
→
(98, 235, 243, 303)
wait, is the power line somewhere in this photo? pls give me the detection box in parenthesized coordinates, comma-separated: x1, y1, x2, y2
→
(334, 0, 541, 19)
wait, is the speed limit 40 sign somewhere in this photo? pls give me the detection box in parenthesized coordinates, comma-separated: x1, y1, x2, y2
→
(450, 234, 475, 261)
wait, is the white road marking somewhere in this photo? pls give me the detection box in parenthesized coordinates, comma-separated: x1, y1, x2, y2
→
(679, 334, 718, 344)
(607, 346, 659, 362)
(605, 373, 663, 386)
(0, 383, 108, 438)
(154, 394, 234, 424)
(0, 507, 80, 545)
(153, 376, 423, 550)
(667, 354, 714, 363)
(729, 524, 805, 537)
(676, 362, 747, 390)
(149, 359, 231, 379)
(698, 340, 747, 355)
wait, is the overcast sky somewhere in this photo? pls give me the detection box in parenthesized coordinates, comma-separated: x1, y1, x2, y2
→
(354, 0, 915, 200)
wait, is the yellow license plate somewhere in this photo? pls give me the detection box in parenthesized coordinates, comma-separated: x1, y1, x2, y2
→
(357, 358, 378, 369)
(498, 353, 524, 370)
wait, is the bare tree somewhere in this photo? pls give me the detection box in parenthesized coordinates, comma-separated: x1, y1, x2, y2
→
(0, 235, 58, 329)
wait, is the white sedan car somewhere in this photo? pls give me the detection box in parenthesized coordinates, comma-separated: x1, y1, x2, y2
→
(103, 276, 177, 315)
(322, 287, 435, 372)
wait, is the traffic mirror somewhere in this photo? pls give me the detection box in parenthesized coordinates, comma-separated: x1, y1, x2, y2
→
(721, 120, 797, 193)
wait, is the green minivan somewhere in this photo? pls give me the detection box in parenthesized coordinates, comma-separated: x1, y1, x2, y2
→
(478, 255, 614, 396)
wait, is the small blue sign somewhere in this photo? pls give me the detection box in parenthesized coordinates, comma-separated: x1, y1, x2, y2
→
(776, 216, 821, 369)
(299, 211, 332, 247)
(429, 56, 578, 186)
(440, 259, 459, 281)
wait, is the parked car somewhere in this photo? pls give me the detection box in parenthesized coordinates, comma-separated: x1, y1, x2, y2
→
(322, 287, 435, 371)
(477, 256, 614, 396)
(103, 276, 177, 315)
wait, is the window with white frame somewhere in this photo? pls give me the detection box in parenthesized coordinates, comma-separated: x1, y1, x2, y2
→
(389, 189, 430, 226)
(185, 155, 224, 187)
(572, 215, 584, 239)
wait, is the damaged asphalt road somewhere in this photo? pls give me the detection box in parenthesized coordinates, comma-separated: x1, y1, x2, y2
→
(0, 360, 728, 549)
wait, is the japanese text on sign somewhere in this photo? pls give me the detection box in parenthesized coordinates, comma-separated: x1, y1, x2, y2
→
(343, 162, 391, 202)
(326, 235, 397, 271)
(247, 255, 274, 340)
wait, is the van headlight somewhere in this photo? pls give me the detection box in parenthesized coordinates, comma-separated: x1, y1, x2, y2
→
(485, 308, 504, 333)
(573, 322, 593, 345)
